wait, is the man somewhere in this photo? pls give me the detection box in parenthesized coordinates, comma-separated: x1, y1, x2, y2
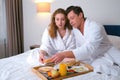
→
(51, 6, 120, 75)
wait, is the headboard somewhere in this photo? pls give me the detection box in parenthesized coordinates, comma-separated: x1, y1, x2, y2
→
(104, 25, 120, 37)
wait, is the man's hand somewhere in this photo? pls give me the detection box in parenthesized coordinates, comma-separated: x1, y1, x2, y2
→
(51, 52, 65, 64)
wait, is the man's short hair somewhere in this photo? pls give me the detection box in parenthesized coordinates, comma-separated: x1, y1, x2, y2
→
(66, 6, 84, 18)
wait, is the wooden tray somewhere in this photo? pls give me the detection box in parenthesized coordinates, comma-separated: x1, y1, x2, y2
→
(32, 62, 93, 80)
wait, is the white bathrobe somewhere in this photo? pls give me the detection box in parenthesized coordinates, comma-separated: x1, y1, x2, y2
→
(27, 28, 76, 66)
(72, 18, 120, 75)
(72, 18, 112, 63)
(40, 27, 76, 57)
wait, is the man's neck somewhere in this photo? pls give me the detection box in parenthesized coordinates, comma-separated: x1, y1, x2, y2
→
(78, 18, 85, 35)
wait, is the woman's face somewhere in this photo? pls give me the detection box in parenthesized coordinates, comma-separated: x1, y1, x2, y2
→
(55, 13, 66, 29)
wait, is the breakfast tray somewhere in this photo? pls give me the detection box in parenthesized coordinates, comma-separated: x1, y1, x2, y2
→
(32, 61, 93, 80)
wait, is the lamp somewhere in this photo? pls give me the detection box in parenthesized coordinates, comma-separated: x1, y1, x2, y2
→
(36, 2, 50, 13)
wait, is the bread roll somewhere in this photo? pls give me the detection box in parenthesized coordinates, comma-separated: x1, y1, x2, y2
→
(44, 58, 52, 63)
(62, 59, 80, 66)
(38, 66, 54, 73)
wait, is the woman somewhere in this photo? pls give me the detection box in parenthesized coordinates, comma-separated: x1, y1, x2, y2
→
(39, 8, 76, 63)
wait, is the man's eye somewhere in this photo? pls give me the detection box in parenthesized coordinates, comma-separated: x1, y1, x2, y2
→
(62, 19, 65, 21)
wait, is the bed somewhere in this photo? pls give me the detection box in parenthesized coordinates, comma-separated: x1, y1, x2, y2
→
(0, 25, 120, 80)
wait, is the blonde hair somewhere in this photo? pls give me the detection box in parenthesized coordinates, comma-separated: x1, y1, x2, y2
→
(48, 8, 72, 38)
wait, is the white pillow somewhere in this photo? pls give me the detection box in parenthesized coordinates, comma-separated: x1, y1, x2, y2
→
(108, 35, 120, 50)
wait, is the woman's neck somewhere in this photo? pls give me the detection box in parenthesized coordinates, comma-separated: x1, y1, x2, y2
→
(58, 28, 66, 38)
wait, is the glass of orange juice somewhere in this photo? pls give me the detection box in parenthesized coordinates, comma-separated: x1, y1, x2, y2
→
(59, 63, 67, 76)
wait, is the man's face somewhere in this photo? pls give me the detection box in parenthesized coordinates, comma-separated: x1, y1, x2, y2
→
(67, 10, 81, 28)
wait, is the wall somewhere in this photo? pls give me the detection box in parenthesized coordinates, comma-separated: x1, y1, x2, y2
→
(23, 0, 120, 51)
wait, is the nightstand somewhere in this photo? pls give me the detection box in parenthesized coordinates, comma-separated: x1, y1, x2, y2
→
(30, 45, 40, 50)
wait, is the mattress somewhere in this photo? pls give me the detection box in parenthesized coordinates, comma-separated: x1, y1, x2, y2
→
(0, 35, 120, 80)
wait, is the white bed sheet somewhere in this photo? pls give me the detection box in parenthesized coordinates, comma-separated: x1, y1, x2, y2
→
(0, 50, 120, 80)
(0, 51, 40, 80)
(0, 35, 120, 80)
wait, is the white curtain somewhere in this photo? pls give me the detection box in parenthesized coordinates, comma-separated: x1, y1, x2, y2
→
(0, 0, 7, 59)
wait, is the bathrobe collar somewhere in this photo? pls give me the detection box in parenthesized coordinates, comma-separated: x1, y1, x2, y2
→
(54, 28, 69, 51)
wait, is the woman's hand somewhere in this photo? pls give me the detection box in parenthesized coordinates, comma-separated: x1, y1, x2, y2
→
(39, 50, 47, 64)
(39, 53, 45, 64)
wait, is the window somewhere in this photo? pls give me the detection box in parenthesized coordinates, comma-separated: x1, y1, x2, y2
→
(0, 0, 7, 58)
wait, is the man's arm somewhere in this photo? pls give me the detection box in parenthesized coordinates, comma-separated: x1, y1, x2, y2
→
(50, 51, 75, 63)
(62, 51, 75, 58)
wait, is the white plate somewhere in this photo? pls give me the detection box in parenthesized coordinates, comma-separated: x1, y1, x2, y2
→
(71, 66, 89, 72)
